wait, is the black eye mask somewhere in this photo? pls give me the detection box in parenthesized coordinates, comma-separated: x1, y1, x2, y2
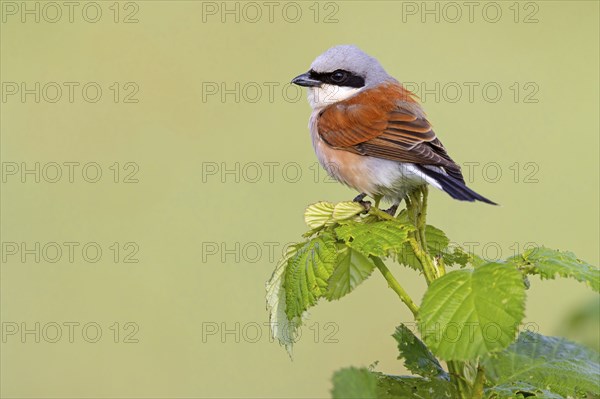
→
(308, 69, 365, 88)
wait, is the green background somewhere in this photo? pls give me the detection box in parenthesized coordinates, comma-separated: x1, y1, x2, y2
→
(1, 1, 598, 397)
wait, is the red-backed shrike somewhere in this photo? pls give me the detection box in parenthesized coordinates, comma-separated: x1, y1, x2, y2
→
(291, 45, 496, 215)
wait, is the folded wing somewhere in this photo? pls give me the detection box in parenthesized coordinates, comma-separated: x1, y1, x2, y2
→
(317, 82, 465, 183)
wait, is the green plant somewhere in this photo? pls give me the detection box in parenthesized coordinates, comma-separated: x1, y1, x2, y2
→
(266, 187, 600, 399)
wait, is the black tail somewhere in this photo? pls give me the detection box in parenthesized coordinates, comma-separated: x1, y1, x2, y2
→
(416, 166, 498, 205)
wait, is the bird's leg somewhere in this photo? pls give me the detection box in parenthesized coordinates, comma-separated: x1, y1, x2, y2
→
(373, 194, 383, 209)
(352, 192, 371, 212)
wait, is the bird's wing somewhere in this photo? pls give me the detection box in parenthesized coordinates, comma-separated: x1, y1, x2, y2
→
(316, 82, 465, 183)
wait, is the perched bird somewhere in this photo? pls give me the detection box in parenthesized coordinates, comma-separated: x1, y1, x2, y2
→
(291, 45, 496, 215)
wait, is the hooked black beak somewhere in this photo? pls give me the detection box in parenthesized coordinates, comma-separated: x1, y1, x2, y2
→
(291, 72, 321, 87)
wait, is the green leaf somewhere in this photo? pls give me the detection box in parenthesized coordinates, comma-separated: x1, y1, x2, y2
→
(394, 209, 412, 225)
(393, 324, 447, 378)
(396, 243, 423, 271)
(424, 226, 484, 268)
(332, 201, 366, 222)
(304, 201, 336, 229)
(326, 245, 375, 300)
(484, 382, 564, 398)
(265, 245, 299, 356)
(484, 331, 600, 398)
(331, 368, 453, 399)
(375, 373, 454, 399)
(393, 222, 477, 270)
(508, 247, 600, 292)
(335, 219, 414, 259)
(284, 233, 338, 321)
(418, 263, 526, 360)
(394, 223, 438, 271)
(445, 245, 484, 268)
(423, 224, 450, 256)
(331, 367, 378, 399)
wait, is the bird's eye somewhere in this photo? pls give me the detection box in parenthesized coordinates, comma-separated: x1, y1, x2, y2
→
(330, 70, 348, 83)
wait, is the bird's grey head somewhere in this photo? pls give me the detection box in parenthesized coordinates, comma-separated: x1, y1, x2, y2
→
(291, 45, 395, 108)
(292, 45, 394, 90)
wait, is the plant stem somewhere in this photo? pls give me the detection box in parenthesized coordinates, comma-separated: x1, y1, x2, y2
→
(369, 207, 395, 220)
(417, 186, 429, 251)
(407, 187, 473, 398)
(437, 256, 447, 276)
(405, 188, 439, 283)
(470, 365, 485, 399)
(408, 237, 436, 283)
(372, 256, 419, 317)
(370, 187, 474, 397)
(447, 361, 472, 399)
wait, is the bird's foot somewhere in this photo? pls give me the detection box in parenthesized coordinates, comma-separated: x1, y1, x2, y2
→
(353, 193, 367, 202)
(358, 200, 372, 213)
(352, 193, 371, 213)
(383, 203, 399, 216)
